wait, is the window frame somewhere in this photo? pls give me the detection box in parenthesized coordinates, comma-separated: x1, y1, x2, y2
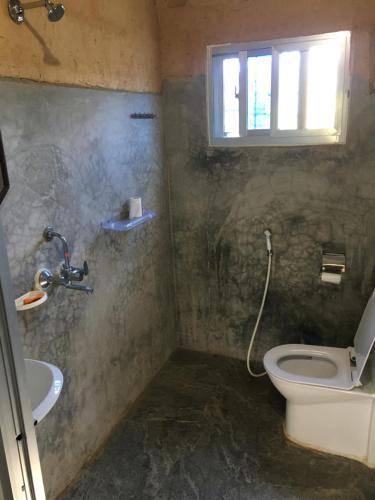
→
(207, 31, 351, 147)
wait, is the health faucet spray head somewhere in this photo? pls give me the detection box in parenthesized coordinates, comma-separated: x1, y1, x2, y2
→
(264, 229, 272, 253)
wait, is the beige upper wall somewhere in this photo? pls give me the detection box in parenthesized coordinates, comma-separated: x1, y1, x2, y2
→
(1, 1, 374, 93)
(156, 0, 375, 82)
(0, 0, 161, 92)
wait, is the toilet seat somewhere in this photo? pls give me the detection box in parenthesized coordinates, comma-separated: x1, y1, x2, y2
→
(264, 344, 355, 390)
(264, 290, 375, 391)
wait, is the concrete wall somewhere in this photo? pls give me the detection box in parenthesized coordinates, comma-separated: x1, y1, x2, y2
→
(0, 2, 172, 497)
(0, 0, 161, 92)
(0, 80, 175, 498)
(160, 2, 375, 361)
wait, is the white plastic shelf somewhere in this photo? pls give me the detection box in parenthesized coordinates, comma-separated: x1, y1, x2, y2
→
(101, 211, 156, 232)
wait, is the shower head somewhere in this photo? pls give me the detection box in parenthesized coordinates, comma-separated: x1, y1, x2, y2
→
(45, 1, 65, 22)
(8, 0, 65, 24)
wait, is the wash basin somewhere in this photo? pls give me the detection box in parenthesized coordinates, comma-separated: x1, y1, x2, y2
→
(24, 359, 64, 424)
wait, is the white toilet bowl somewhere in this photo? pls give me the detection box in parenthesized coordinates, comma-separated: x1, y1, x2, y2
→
(264, 291, 375, 467)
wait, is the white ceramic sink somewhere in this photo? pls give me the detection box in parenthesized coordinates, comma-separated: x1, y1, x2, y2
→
(24, 359, 64, 424)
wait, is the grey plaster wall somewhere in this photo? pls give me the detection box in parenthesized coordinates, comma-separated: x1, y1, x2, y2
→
(163, 73, 375, 364)
(0, 80, 175, 498)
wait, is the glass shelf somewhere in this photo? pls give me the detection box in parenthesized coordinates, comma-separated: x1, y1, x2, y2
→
(101, 211, 156, 232)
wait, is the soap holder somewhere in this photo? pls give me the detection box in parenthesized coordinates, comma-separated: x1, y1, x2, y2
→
(15, 291, 48, 312)
(101, 211, 156, 232)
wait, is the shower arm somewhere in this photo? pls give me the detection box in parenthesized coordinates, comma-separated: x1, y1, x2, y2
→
(22, 1, 49, 10)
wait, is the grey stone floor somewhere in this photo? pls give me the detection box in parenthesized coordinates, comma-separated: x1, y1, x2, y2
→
(61, 350, 375, 500)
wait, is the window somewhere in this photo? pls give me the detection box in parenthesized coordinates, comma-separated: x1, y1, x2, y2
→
(207, 31, 351, 147)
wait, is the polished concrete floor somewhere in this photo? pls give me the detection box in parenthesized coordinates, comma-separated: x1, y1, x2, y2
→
(62, 350, 375, 499)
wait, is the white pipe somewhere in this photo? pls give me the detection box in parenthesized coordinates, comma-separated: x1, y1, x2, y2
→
(246, 231, 273, 378)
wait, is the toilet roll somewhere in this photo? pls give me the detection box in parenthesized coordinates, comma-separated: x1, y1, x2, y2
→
(129, 197, 143, 219)
(321, 272, 342, 285)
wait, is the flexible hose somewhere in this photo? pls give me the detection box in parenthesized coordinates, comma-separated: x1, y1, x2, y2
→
(246, 249, 273, 377)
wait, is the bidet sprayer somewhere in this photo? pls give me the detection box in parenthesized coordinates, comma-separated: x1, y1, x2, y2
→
(247, 229, 273, 377)
(264, 229, 272, 254)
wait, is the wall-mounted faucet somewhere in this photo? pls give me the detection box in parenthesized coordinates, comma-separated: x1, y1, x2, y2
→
(35, 226, 94, 294)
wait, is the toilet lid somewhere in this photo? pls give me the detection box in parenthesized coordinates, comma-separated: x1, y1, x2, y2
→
(353, 289, 375, 384)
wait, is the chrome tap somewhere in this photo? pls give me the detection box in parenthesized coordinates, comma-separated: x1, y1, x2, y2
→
(35, 226, 94, 294)
(43, 227, 71, 270)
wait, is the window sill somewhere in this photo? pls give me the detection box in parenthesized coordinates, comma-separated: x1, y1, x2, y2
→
(209, 135, 346, 148)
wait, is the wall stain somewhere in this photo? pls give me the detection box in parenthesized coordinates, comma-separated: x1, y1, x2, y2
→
(164, 74, 375, 361)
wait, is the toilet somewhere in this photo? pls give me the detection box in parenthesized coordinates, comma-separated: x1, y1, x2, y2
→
(264, 290, 375, 467)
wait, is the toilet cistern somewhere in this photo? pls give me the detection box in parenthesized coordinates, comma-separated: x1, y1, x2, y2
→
(35, 226, 94, 294)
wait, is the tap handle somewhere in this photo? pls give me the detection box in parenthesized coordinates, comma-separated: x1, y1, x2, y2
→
(83, 261, 89, 276)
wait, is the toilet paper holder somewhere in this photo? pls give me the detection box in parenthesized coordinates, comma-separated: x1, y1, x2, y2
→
(321, 252, 346, 275)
